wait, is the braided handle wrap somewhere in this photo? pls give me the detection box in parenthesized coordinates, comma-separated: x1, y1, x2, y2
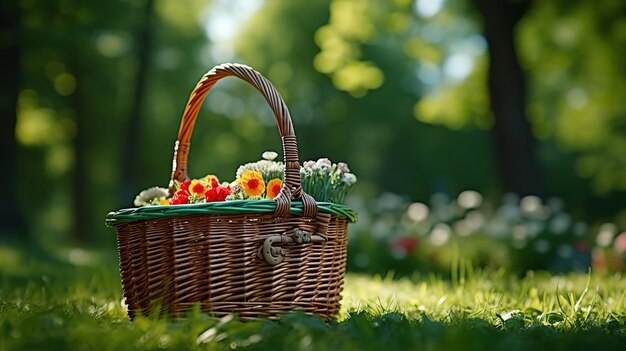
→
(169, 63, 317, 217)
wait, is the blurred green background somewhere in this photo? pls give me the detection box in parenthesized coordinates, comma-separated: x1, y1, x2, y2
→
(1, 0, 625, 275)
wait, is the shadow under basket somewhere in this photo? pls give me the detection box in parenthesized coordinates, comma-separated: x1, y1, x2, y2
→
(105, 63, 357, 321)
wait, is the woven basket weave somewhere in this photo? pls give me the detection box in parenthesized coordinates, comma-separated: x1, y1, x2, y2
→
(106, 63, 356, 321)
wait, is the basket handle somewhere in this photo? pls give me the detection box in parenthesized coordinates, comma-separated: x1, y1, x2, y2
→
(169, 63, 317, 218)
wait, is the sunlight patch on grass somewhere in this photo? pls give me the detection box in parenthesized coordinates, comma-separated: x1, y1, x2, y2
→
(341, 270, 626, 329)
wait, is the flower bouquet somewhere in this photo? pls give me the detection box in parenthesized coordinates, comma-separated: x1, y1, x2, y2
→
(106, 63, 357, 321)
(133, 151, 357, 208)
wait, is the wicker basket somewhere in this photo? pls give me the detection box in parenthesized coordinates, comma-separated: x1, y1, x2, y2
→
(106, 63, 356, 320)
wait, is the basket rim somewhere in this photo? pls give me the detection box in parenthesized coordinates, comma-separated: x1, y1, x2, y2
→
(105, 200, 357, 225)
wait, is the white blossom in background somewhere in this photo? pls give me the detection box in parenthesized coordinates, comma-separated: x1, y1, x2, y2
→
(596, 223, 618, 247)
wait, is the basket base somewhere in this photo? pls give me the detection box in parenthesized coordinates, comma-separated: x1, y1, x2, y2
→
(127, 300, 342, 321)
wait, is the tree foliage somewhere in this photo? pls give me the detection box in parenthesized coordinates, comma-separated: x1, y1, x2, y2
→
(14, 0, 210, 242)
(235, 0, 626, 218)
(8, 0, 626, 243)
(518, 0, 626, 195)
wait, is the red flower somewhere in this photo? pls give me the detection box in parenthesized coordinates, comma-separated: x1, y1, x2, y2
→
(216, 186, 231, 201)
(204, 175, 220, 189)
(205, 186, 231, 202)
(205, 188, 218, 202)
(169, 189, 189, 205)
(180, 180, 192, 193)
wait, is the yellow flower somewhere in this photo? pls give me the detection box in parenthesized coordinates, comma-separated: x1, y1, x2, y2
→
(238, 170, 265, 197)
(266, 178, 283, 200)
(159, 198, 169, 205)
(189, 179, 206, 197)
(204, 174, 219, 188)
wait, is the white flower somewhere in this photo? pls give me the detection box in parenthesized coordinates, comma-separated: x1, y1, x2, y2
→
(337, 162, 350, 173)
(300, 158, 356, 204)
(262, 151, 278, 161)
(236, 160, 284, 180)
(342, 173, 357, 185)
(302, 160, 316, 169)
(314, 158, 332, 169)
(134, 187, 168, 207)
(319, 166, 332, 176)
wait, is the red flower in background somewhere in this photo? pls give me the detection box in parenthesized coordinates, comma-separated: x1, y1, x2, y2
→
(575, 241, 589, 253)
(390, 237, 419, 256)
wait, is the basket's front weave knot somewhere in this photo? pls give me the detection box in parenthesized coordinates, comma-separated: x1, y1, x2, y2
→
(294, 228, 312, 244)
(261, 229, 326, 265)
(260, 234, 288, 265)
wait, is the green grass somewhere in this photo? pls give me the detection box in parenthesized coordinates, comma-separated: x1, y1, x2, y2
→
(1, 240, 625, 350)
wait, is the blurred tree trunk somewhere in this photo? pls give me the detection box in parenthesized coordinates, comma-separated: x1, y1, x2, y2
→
(66, 3, 90, 243)
(475, 0, 544, 197)
(120, 0, 156, 206)
(0, 1, 27, 238)
(69, 60, 89, 243)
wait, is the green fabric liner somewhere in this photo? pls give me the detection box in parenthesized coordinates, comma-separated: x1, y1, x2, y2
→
(105, 200, 357, 225)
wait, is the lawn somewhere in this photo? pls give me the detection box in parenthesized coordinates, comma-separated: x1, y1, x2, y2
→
(1, 240, 625, 350)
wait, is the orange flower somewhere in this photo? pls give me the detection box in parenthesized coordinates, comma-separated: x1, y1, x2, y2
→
(238, 170, 265, 197)
(266, 178, 283, 199)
